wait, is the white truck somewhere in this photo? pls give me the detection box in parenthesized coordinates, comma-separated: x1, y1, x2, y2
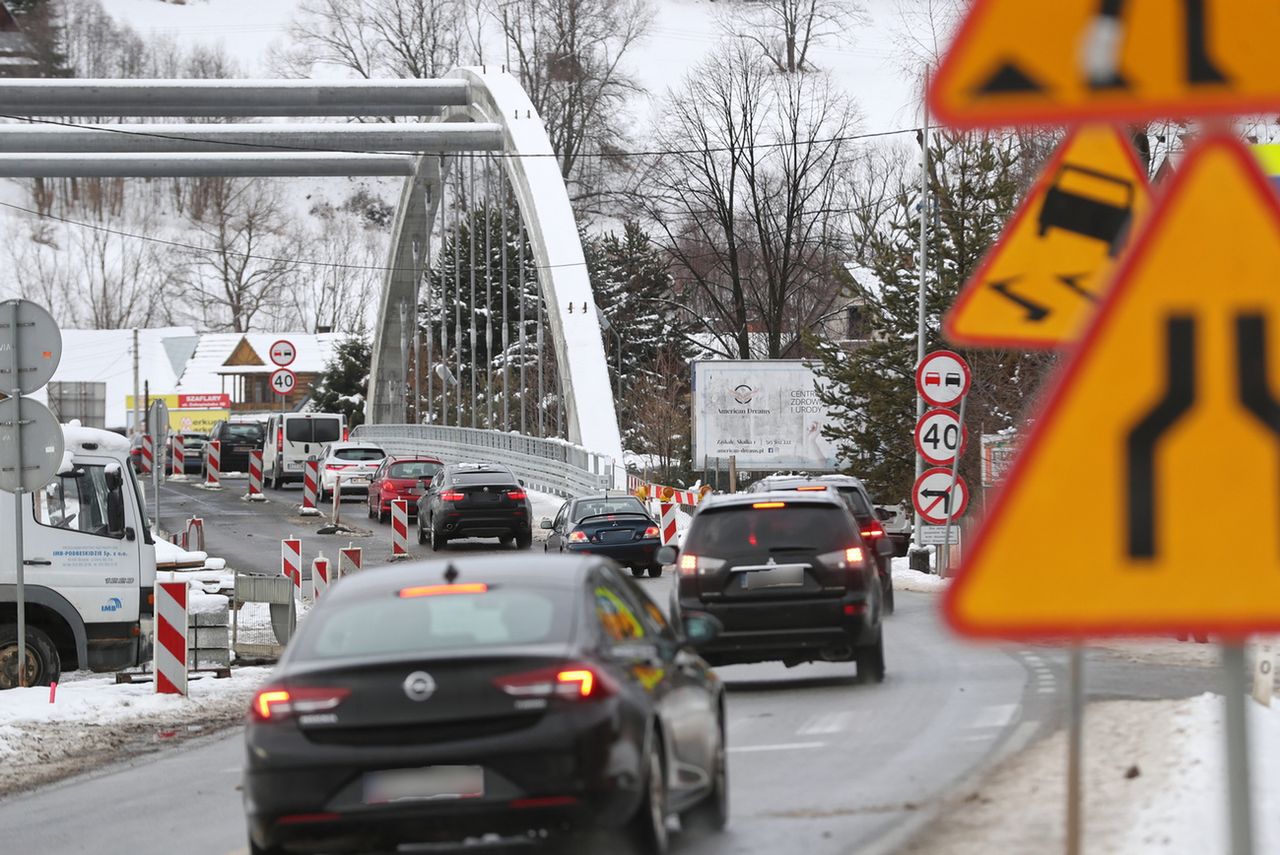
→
(1, 423, 157, 689)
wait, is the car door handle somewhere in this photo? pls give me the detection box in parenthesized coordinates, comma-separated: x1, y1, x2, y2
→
(23, 559, 52, 566)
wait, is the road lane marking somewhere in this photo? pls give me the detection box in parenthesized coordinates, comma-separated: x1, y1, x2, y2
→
(729, 741, 826, 754)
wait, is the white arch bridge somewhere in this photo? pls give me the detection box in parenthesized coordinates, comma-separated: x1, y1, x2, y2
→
(0, 70, 625, 493)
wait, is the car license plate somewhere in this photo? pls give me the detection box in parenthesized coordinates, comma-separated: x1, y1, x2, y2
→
(741, 565, 805, 589)
(347, 476, 369, 486)
(363, 766, 484, 804)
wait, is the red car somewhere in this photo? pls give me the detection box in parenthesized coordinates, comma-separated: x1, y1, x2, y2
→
(367, 456, 443, 523)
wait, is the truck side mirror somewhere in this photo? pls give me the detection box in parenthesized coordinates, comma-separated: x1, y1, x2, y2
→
(106, 483, 126, 537)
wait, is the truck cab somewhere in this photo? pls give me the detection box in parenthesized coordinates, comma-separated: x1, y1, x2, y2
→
(1, 423, 157, 688)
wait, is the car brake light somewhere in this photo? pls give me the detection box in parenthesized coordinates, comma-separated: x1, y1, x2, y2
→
(494, 664, 616, 701)
(440, 491, 465, 502)
(679, 554, 726, 575)
(643, 526, 659, 538)
(568, 531, 588, 543)
(752, 502, 786, 509)
(277, 428, 283, 448)
(398, 583, 489, 598)
(860, 519, 886, 540)
(817, 547, 867, 569)
(795, 485, 827, 491)
(250, 686, 349, 722)
(325, 464, 350, 471)
(506, 489, 527, 500)
(342, 428, 349, 441)
(679, 554, 698, 574)
(845, 547, 865, 564)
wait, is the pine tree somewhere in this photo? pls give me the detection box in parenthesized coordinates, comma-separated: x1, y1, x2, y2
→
(310, 337, 373, 428)
(814, 132, 1058, 504)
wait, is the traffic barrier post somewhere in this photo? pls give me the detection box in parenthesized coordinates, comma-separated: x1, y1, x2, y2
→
(171, 435, 185, 477)
(154, 580, 189, 696)
(659, 502, 678, 545)
(281, 537, 302, 594)
(247, 450, 265, 500)
(204, 439, 221, 488)
(390, 499, 410, 558)
(140, 434, 153, 476)
(301, 458, 319, 514)
(183, 517, 204, 552)
(311, 553, 330, 601)
(339, 544, 363, 576)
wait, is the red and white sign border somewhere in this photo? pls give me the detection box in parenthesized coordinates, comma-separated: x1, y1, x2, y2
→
(269, 339, 297, 368)
(915, 350, 972, 409)
(912, 467, 970, 526)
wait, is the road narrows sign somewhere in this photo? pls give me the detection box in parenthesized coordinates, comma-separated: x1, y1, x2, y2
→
(269, 339, 296, 368)
(929, 0, 1280, 128)
(915, 409, 968, 467)
(916, 351, 971, 408)
(945, 126, 1152, 349)
(270, 368, 297, 397)
(913, 468, 969, 526)
(945, 135, 1280, 640)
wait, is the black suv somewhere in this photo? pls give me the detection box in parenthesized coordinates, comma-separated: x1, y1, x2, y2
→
(418, 463, 534, 551)
(749, 474, 896, 614)
(663, 491, 888, 682)
(204, 418, 266, 476)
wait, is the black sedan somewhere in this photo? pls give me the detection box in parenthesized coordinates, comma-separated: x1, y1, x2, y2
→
(242, 555, 728, 855)
(542, 495, 664, 578)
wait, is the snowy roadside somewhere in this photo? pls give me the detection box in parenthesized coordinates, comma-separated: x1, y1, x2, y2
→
(0, 667, 271, 798)
(902, 693, 1280, 854)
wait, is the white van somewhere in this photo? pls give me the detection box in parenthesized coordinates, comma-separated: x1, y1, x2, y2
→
(263, 412, 346, 489)
(1, 423, 157, 688)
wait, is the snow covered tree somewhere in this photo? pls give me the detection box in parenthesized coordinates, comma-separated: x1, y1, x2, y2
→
(813, 131, 1057, 503)
(310, 337, 373, 428)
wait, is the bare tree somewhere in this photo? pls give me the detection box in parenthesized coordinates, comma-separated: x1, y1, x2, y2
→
(179, 178, 301, 333)
(644, 42, 857, 359)
(493, 0, 651, 207)
(285, 215, 387, 335)
(720, 0, 866, 73)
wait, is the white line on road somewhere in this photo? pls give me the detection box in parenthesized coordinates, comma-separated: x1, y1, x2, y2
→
(729, 741, 826, 754)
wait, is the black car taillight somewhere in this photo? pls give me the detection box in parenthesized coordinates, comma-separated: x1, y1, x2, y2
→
(249, 686, 350, 723)
(506, 489, 527, 500)
(493, 664, 617, 701)
(860, 519, 886, 541)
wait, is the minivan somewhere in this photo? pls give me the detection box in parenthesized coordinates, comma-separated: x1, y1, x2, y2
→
(263, 412, 345, 489)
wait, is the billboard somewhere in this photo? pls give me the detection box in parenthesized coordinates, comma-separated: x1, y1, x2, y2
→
(125, 395, 229, 434)
(692, 360, 837, 472)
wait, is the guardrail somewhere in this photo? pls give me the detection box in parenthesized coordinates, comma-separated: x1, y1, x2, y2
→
(351, 424, 616, 498)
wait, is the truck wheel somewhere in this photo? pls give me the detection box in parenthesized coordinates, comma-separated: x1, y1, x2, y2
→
(0, 624, 61, 690)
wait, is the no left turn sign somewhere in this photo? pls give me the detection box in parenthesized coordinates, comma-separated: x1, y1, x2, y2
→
(915, 409, 968, 466)
(913, 467, 969, 526)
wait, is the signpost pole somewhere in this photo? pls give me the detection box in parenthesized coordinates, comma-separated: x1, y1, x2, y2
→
(1066, 645, 1085, 855)
(941, 392, 967, 577)
(1223, 642, 1255, 855)
(913, 66, 931, 555)
(8, 302, 26, 689)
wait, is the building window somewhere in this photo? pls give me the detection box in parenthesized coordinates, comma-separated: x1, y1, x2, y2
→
(846, 306, 870, 341)
(46, 382, 106, 428)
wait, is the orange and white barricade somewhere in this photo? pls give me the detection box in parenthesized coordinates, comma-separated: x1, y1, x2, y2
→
(659, 502, 679, 545)
(339, 544, 363, 577)
(204, 440, 221, 487)
(282, 537, 302, 594)
(140, 434, 153, 476)
(171, 435, 185, 477)
(183, 517, 204, 551)
(311, 554, 331, 601)
(247, 451, 265, 500)
(390, 500, 410, 558)
(154, 580, 188, 696)
(300, 459, 320, 514)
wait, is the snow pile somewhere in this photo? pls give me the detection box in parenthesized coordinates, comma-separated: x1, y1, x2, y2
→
(891, 557, 950, 593)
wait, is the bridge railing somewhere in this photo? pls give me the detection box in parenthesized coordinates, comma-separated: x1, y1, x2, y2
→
(350, 424, 616, 499)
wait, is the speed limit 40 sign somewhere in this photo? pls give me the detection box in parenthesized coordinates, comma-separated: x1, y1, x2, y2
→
(915, 409, 968, 466)
(269, 368, 297, 397)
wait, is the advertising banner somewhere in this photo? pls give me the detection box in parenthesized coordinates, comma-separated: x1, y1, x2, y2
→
(692, 360, 837, 472)
(126, 395, 229, 434)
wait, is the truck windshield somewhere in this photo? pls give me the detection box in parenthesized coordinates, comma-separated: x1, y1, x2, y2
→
(34, 465, 112, 536)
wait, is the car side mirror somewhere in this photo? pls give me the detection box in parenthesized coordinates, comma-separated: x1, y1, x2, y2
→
(540, 518, 554, 530)
(876, 537, 895, 558)
(875, 508, 893, 521)
(681, 611, 722, 646)
(655, 545, 678, 566)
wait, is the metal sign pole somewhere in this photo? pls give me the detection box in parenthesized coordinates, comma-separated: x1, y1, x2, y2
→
(941, 392, 967, 576)
(1066, 645, 1085, 855)
(8, 302, 26, 688)
(1223, 642, 1255, 855)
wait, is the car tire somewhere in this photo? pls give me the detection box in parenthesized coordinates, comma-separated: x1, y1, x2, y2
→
(430, 521, 448, 552)
(630, 566, 646, 578)
(0, 624, 61, 690)
(855, 628, 886, 685)
(625, 736, 669, 855)
(378, 508, 390, 524)
(499, 535, 514, 548)
(681, 719, 728, 833)
(417, 521, 428, 545)
(647, 565, 663, 578)
(367, 502, 375, 520)
(882, 574, 896, 616)
(515, 531, 532, 550)
(248, 836, 285, 855)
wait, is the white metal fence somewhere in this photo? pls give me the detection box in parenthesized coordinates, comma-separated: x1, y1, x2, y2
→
(351, 424, 616, 498)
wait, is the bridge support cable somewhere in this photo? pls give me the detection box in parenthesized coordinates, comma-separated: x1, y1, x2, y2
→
(468, 154, 478, 430)
(502, 176, 511, 433)
(518, 211, 527, 436)
(453, 160, 464, 429)
(485, 154, 495, 431)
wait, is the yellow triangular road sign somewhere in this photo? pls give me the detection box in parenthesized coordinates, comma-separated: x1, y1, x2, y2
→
(945, 126, 1151, 349)
(931, 0, 1280, 128)
(945, 136, 1280, 640)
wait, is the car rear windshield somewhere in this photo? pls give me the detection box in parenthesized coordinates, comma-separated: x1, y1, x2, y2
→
(447, 471, 516, 486)
(335, 447, 385, 462)
(389, 461, 441, 479)
(286, 417, 341, 444)
(223, 424, 263, 442)
(683, 504, 856, 555)
(572, 497, 647, 521)
(294, 586, 574, 660)
(833, 487, 872, 516)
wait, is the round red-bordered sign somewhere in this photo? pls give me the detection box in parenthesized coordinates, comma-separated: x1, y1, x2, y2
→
(916, 350, 971, 408)
(914, 408, 969, 466)
(912, 467, 970, 525)
(269, 339, 297, 368)
(269, 368, 297, 397)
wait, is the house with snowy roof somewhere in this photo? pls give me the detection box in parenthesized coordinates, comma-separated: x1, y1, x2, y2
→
(175, 333, 343, 414)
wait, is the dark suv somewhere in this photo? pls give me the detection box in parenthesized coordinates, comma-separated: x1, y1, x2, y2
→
(663, 491, 888, 682)
(418, 463, 533, 551)
(748, 474, 896, 614)
(204, 418, 266, 476)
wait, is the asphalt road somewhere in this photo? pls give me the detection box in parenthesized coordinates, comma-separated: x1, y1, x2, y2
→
(2, 480, 1222, 854)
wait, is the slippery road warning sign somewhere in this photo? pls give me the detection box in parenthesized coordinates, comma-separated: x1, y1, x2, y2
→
(930, 0, 1280, 128)
(945, 126, 1152, 349)
(913, 468, 969, 526)
(946, 136, 1280, 640)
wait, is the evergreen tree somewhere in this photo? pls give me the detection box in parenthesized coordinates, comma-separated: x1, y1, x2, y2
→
(814, 132, 1058, 503)
(310, 337, 372, 428)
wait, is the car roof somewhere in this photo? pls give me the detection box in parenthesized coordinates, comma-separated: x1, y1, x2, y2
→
(696, 490, 847, 511)
(325, 442, 383, 451)
(757, 473, 869, 492)
(572, 494, 643, 504)
(385, 455, 443, 465)
(329, 555, 597, 598)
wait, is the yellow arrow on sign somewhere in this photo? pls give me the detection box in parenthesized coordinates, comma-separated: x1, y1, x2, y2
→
(945, 136, 1280, 640)
(945, 126, 1151, 349)
(930, 0, 1280, 128)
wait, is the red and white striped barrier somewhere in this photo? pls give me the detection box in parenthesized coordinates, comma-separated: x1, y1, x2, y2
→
(183, 517, 204, 551)
(140, 434, 153, 476)
(171, 435, 185, 477)
(659, 502, 678, 545)
(311, 553, 330, 601)
(300, 459, 319, 513)
(282, 537, 302, 594)
(204, 439, 221, 487)
(391, 499, 410, 558)
(154, 580, 188, 696)
(339, 544, 362, 576)
(247, 451, 264, 500)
